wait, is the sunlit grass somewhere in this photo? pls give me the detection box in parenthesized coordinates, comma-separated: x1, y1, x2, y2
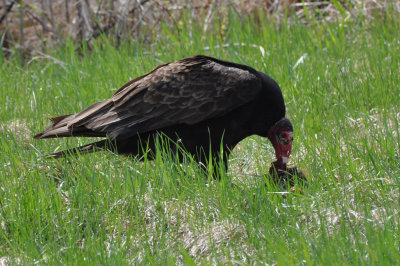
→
(0, 8, 399, 264)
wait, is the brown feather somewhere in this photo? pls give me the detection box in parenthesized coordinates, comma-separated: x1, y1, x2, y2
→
(34, 55, 286, 171)
(50, 114, 73, 123)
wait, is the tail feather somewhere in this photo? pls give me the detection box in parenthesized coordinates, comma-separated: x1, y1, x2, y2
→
(34, 114, 76, 139)
(49, 114, 74, 124)
(34, 113, 107, 139)
(36, 125, 71, 139)
(46, 140, 109, 158)
(35, 100, 113, 139)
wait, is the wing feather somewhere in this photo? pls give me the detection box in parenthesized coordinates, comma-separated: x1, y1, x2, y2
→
(41, 55, 263, 140)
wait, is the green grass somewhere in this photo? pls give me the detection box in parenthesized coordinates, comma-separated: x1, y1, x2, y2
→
(1, 8, 399, 265)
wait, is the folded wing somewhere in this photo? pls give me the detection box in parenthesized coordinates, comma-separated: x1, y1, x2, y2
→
(35, 55, 262, 140)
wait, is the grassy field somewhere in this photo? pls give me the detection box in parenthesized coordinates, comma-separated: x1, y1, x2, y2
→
(1, 7, 399, 265)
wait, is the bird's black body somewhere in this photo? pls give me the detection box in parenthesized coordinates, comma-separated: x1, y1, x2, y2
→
(35, 55, 286, 170)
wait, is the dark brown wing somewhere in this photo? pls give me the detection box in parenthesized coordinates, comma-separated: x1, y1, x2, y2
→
(36, 55, 262, 140)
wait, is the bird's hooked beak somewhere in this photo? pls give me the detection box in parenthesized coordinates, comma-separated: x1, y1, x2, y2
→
(267, 118, 294, 170)
(274, 131, 293, 166)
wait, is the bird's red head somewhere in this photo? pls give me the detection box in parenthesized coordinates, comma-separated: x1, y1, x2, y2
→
(267, 118, 293, 170)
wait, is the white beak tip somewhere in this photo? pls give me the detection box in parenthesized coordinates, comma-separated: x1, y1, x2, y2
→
(281, 157, 289, 164)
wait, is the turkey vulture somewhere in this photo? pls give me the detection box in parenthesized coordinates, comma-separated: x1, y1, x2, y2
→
(34, 55, 294, 174)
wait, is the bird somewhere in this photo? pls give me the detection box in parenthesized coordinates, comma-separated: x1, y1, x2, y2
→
(34, 55, 294, 175)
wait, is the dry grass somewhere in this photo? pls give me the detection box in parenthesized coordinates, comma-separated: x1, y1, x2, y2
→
(1, 0, 398, 58)
(0, 119, 31, 141)
(123, 192, 254, 263)
(1, 2, 399, 262)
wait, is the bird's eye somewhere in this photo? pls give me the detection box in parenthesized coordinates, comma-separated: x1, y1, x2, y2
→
(280, 133, 287, 139)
